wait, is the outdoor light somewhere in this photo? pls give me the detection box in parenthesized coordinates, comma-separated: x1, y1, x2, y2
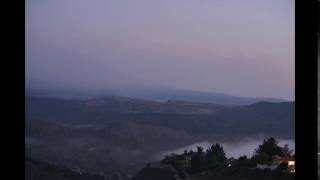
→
(288, 161, 295, 166)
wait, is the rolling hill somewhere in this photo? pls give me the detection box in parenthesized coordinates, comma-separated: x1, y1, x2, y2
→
(26, 95, 294, 177)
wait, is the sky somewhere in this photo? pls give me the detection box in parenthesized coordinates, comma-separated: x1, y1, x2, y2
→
(26, 0, 295, 100)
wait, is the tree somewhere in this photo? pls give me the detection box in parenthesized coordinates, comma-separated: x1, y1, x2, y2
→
(255, 137, 283, 161)
(191, 154, 205, 173)
(183, 149, 188, 157)
(227, 157, 236, 166)
(197, 146, 204, 154)
(188, 150, 194, 156)
(161, 155, 170, 164)
(205, 143, 227, 169)
(238, 155, 248, 166)
(282, 144, 293, 157)
(276, 162, 288, 172)
(190, 146, 206, 173)
(253, 152, 269, 164)
(162, 154, 178, 164)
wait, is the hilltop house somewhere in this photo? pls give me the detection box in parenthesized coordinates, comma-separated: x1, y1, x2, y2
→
(272, 155, 295, 173)
(256, 155, 295, 173)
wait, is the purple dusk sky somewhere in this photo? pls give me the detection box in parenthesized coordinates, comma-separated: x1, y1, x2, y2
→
(26, 0, 294, 100)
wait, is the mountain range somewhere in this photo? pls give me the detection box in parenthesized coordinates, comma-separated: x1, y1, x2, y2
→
(26, 95, 294, 179)
(26, 78, 287, 105)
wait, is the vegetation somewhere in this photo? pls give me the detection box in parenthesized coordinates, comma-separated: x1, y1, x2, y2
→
(140, 137, 295, 180)
(252, 137, 294, 165)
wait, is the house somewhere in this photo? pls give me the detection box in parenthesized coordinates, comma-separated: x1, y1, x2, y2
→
(272, 155, 295, 173)
(256, 155, 295, 173)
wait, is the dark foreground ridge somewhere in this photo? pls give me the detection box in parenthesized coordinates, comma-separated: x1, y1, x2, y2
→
(132, 138, 295, 180)
(26, 158, 105, 180)
(131, 162, 178, 180)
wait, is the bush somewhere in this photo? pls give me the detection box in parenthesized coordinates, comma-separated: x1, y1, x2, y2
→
(276, 162, 288, 172)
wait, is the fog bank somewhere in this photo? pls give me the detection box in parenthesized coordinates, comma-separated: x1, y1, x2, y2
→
(159, 138, 295, 159)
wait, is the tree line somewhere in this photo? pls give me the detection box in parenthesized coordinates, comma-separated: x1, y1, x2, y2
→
(161, 137, 294, 174)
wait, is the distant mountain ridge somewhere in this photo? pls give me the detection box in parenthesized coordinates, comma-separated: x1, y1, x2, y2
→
(26, 95, 226, 116)
(133, 89, 286, 105)
(26, 96, 294, 138)
(26, 78, 288, 105)
(26, 87, 286, 106)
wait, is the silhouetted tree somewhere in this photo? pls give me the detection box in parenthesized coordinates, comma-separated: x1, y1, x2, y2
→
(227, 157, 236, 166)
(252, 152, 269, 164)
(188, 150, 194, 156)
(205, 143, 227, 169)
(197, 146, 204, 154)
(191, 155, 205, 173)
(282, 144, 293, 157)
(276, 162, 288, 172)
(183, 150, 188, 156)
(255, 137, 283, 161)
(191, 146, 205, 173)
(238, 155, 248, 166)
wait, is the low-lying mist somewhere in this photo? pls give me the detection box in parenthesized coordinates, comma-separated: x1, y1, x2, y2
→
(158, 137, 295, 159)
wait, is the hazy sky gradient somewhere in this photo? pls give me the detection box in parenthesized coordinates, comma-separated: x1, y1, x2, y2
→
(26, 0, 294, 100)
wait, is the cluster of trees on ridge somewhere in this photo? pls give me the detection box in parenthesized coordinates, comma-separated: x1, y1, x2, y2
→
(160, 137, 294, 174)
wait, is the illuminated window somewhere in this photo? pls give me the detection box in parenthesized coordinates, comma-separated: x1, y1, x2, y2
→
(288, 161, 295, 166)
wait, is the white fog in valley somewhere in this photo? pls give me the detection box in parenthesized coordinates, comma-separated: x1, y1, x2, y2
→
(158, 138, 295, 159)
